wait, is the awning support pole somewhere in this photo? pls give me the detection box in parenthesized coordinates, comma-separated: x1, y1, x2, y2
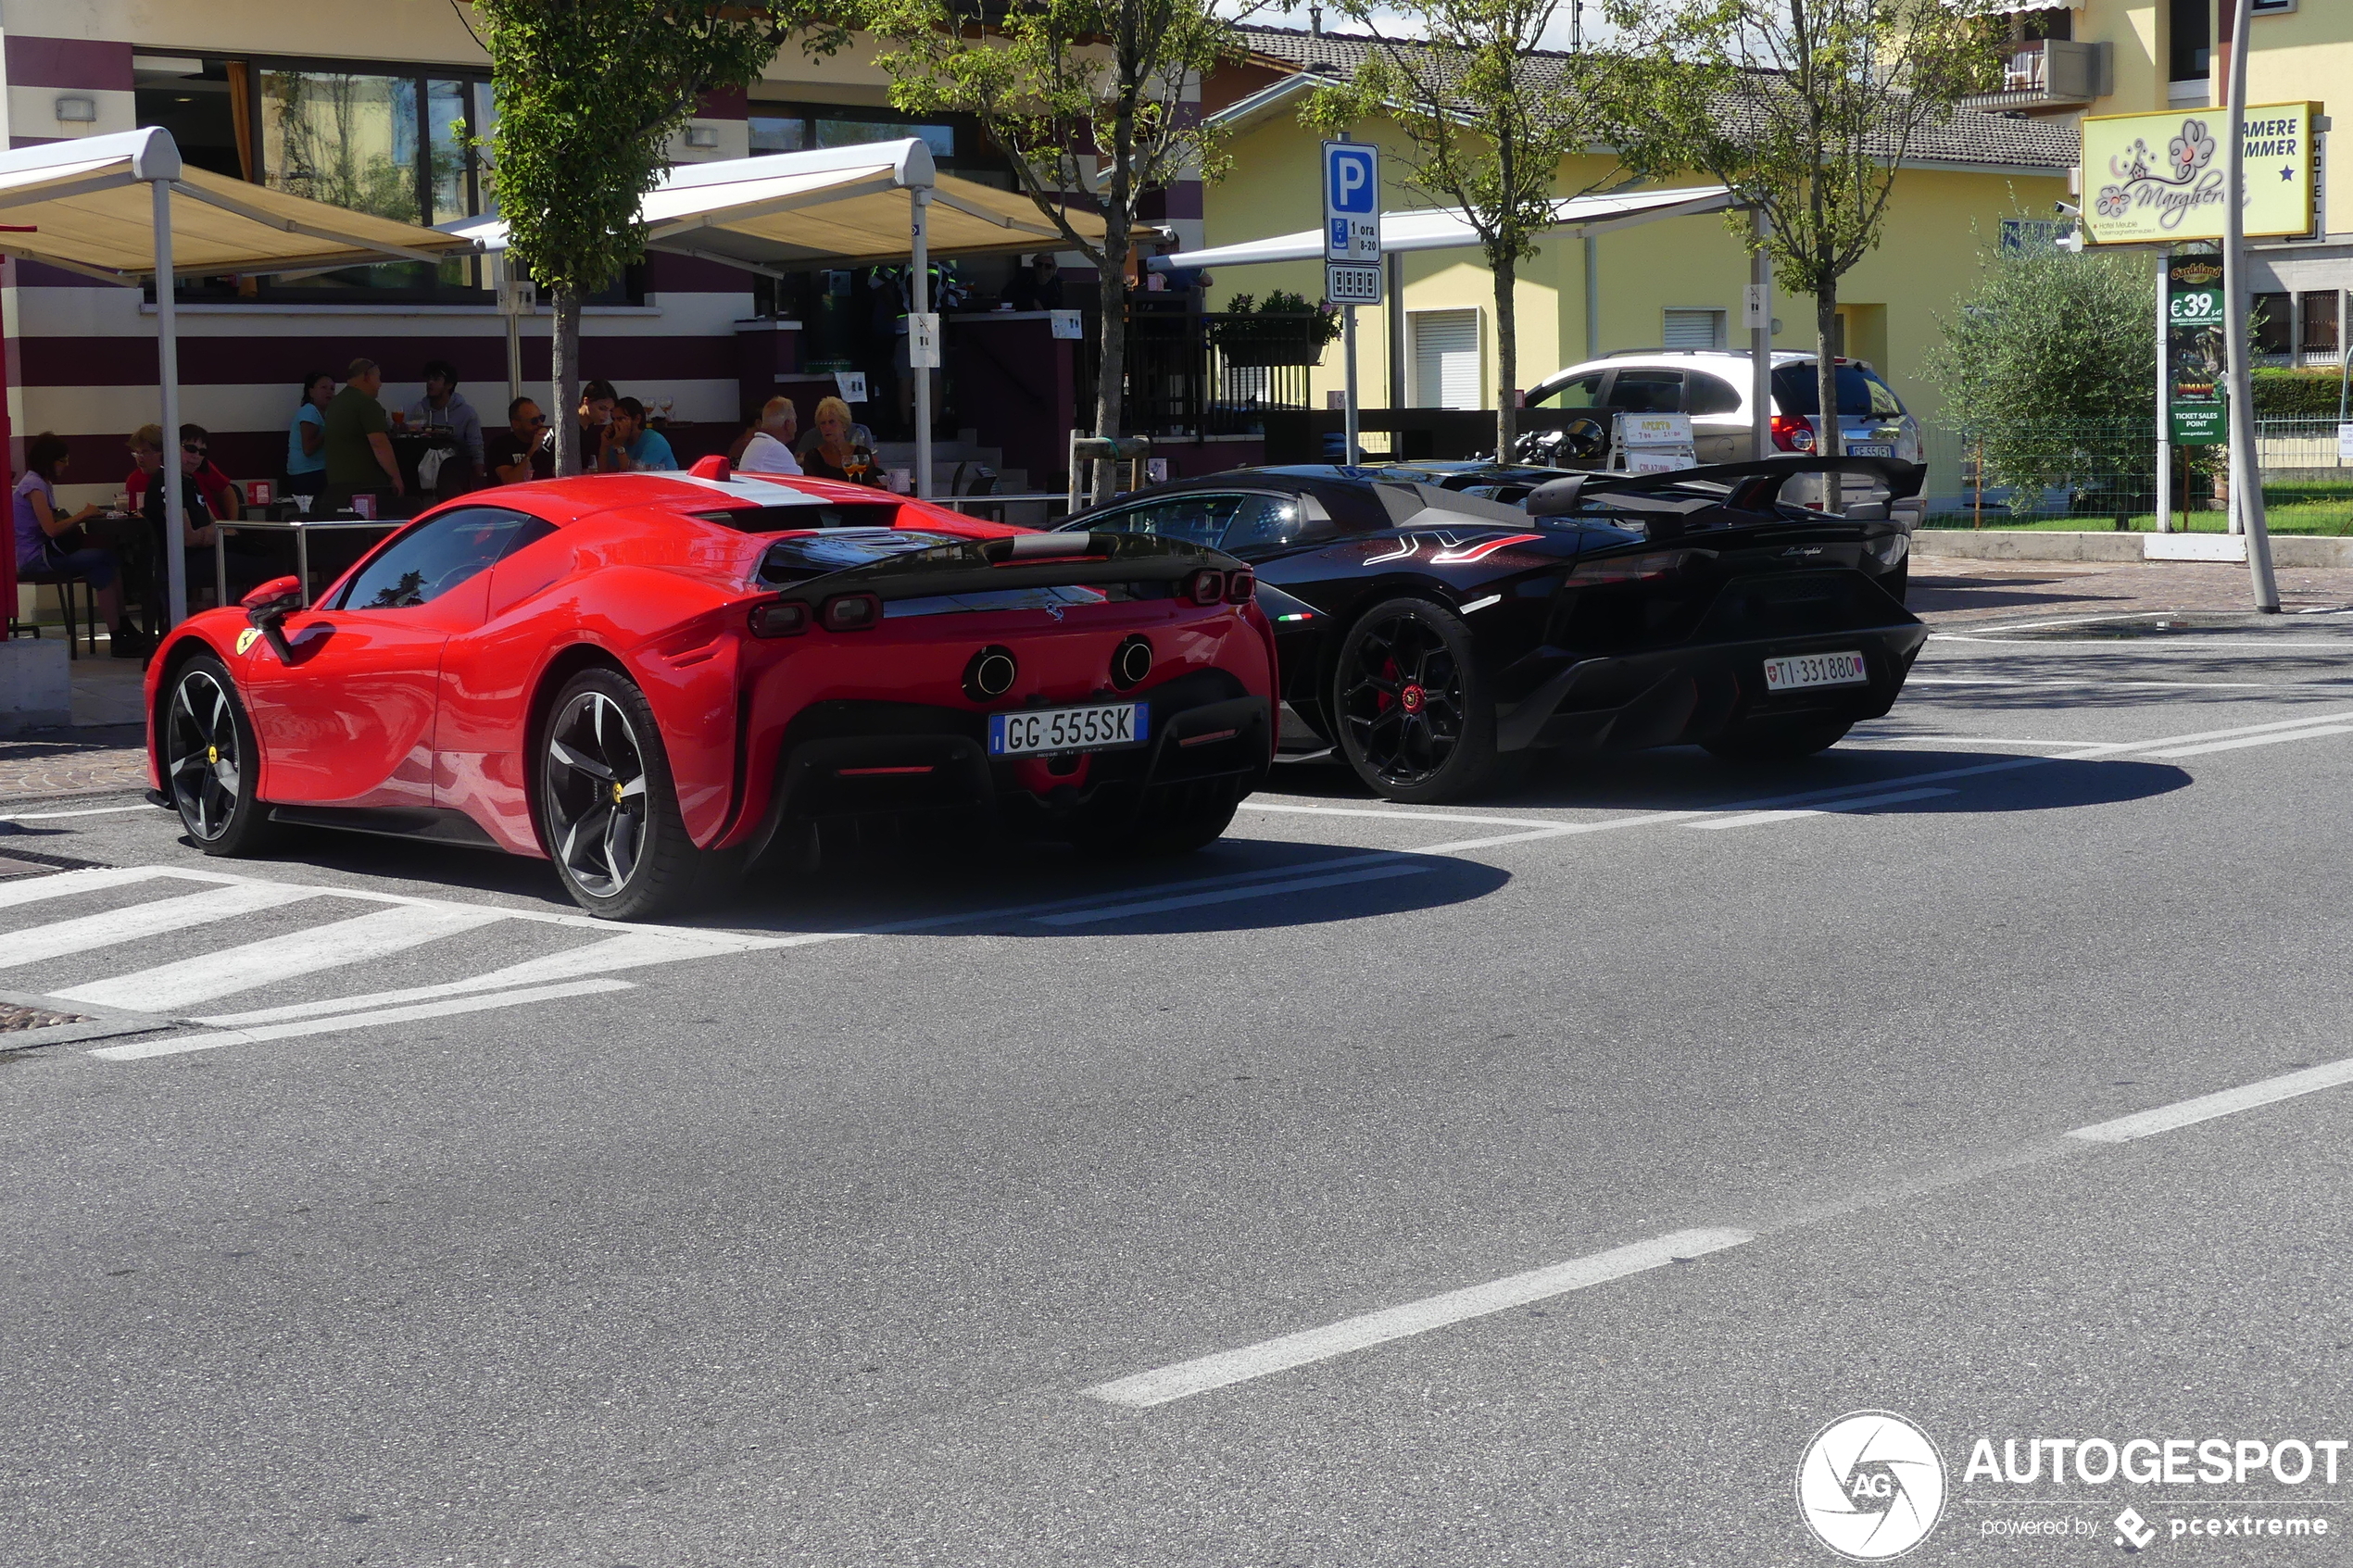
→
(912, 188, 933, 500)
(154, 177, 187, 628)
(1750, 207, 1773, 462)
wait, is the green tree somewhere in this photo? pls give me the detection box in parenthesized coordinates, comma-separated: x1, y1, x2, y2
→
(1616, 0, 1999, 459)
(472, 0, 843, 473)
(1302, 0, 1655, 461)
(1924, 238, 2158, 522)
(863, 0, 1249, 501)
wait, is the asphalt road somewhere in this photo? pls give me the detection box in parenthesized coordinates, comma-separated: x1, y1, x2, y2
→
(6, 602, 2353, 1567)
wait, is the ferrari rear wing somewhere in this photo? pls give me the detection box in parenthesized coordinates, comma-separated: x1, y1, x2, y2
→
(1526, 455, 1924, 519)
(753, 530, 1243, 607)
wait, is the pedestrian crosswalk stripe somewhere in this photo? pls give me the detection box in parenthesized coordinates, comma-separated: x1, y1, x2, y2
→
(88, 979, 640, 1061)
(0, 882, 323, 971)
(56, 901, 511, 1013)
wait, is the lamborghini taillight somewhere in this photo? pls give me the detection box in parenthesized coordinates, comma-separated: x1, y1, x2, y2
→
(1570, 549, 1696, 584)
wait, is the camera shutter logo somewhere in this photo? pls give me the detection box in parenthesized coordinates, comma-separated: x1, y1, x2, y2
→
(1795, 1411, 1947, 1561)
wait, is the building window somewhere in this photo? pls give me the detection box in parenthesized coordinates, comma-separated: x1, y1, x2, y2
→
(1662, 307, 1728, 350)
(2251, 293, 2292, 358)
(2169, 0, 2210, 82)
(2299, 291, 2340, 358)
(1410, 309, 1480, 408)
(744, 107, 962, 163)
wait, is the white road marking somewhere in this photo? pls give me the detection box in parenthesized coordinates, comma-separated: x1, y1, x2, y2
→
(0, 864, 187, 911)
(2067, 1054, 2353, 1144)
(0, 882, 323, 970)
(1084, 1227, 1753, 1408)
(196, 927, 838, 1027)
(1034, 863, 1435, 927)
(1416, 810, 1705, 854)
(1906, 676, 2346, 694)
(1689, 786, 1958, 830)
(57, 901, 512, 1012)
(2142, 724, 2353, 760)
(0, 804, 167, 822)
(90, 979, 638, 1060)
(1243, 802, 1564, 829)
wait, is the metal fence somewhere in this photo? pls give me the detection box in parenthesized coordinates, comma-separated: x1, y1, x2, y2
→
(1919, 418, 2353, 533)
(1076, 311, 1320, 440)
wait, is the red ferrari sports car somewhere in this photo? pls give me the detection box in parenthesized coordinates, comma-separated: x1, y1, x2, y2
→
(145, 469, 1277, 917)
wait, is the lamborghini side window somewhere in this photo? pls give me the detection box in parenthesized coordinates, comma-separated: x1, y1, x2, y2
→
(338, 508, 549, 610)
(1092, 494, 1241, 548)
(1217, 495, 1315, 550)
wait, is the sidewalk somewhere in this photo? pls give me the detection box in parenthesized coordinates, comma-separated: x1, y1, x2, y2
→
(1, 656, 147, 802)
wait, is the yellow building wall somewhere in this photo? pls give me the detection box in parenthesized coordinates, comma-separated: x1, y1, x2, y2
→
(1203, 109, 2067, 428)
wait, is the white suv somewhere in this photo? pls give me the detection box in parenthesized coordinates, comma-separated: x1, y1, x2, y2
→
(1522, 350, 1922, 469)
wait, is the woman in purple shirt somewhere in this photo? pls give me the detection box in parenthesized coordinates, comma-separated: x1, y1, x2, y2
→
(15, 432, 146, 656)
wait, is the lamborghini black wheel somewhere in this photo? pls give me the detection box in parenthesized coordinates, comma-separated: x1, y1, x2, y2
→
(1332, 596, 1499, 803)
(536, 668, 736, 920)
(161, 654, 276, 855)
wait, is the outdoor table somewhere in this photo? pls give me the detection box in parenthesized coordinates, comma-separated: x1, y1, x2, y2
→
(214, 514, 403, 608)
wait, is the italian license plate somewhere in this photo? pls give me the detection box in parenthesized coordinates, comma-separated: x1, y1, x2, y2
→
(988, 703, 1148, 757)
(1848, 444, 1894, 458)
(1763, 650, 1869, 693)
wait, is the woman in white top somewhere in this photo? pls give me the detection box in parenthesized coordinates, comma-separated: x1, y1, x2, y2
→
(735, 397, 802, 475)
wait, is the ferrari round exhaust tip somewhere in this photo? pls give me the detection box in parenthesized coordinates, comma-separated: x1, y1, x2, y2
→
(964, 646, 1018, 702)
(1112, 635, 1153, 690)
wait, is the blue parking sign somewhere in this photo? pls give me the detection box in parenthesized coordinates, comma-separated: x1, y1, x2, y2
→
(1322, 142, 1380, 261)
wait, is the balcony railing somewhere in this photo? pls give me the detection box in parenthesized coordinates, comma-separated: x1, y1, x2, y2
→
(1961, 39, 2109, 110)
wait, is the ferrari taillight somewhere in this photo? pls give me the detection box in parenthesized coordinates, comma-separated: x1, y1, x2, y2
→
(1770, 414, 1816, 453)
(822, 593, 881, 632)
(1570, 549, 1696, 584)
(1222, 569, 1255, 604)
(1183, 569, 1226, 607)
(749, 600, 809, 637)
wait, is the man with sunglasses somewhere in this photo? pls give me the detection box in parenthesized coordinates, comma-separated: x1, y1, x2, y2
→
(124, 424, 242, 522)
(488, 397, 557, 485)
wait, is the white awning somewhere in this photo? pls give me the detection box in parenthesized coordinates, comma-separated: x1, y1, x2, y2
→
(1151, 185, 1740, 270)
(0, 127, 477, 282)
(443, 139, 1106, 273)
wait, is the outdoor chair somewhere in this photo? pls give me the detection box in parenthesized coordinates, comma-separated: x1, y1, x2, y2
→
(8, 550, 100, 659)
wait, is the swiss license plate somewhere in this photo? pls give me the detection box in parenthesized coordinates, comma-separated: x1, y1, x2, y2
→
(1763, 650, 1869, 693)
(1848, 444, 1894, 458)
(988, 703, 1148, 757)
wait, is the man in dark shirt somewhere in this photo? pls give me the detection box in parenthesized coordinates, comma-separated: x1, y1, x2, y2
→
(488, 397, 557, 484)
(321, 357, 404, 515)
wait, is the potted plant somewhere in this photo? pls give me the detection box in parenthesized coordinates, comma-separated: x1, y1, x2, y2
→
(1207, 291, 1342, 367)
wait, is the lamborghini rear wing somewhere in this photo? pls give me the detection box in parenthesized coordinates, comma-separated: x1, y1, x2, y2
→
(1527, 455, 1925, 519)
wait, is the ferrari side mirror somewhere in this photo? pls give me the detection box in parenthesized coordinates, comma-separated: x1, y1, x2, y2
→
(241, 575, 304, 662)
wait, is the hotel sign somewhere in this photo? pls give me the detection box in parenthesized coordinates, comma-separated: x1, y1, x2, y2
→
(2079, 102, 2319, 245)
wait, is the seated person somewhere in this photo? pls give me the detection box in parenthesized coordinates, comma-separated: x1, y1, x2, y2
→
(601, 397, 677, 471)
(734, 397, 802, 475)
(487, 398, 556, 484)
(794, 395, 879, 485)
(14, 432, 146, 657)
(127, 423, 241, 521)
(577, 379, 619, 471)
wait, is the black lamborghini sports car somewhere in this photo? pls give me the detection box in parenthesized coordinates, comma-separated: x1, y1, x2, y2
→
(1055, 456, 1929, 802)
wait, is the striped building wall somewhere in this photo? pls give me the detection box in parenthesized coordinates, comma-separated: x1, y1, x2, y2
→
(0, 0, 764, 508)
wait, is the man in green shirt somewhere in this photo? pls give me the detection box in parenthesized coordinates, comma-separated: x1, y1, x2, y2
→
(321, 357, 405, 515)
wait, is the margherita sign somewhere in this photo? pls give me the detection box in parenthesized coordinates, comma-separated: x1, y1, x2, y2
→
(2079, 102, 2318, 245)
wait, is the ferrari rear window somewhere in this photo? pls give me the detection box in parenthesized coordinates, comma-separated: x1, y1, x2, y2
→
(691, 503, 901, 533)
(754, 528, 969, 585)
(885, 585, 1111, 618)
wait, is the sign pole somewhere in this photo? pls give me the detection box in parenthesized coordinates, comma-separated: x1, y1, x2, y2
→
(2221, 0, 2280, 608)
(2154, 245, 2172, 533)
(1323, 137, 1379, 471)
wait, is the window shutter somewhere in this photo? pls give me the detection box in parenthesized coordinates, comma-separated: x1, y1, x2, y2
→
(1413, 310, 1480, 408)
(1662, 308, 1726, 350)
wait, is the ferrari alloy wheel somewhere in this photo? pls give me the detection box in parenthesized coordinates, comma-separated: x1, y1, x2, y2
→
(536, 669, 734, 920)
(1333, 596, 1500, 803)
(162, 654, 275, 855)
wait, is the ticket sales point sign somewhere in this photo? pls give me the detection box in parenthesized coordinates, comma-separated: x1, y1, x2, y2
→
(2080, 103, 2319, 245)
(1323, 141, 1380, 262)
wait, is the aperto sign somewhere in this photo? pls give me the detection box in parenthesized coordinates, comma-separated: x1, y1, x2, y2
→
(2080, 102, 2319, 245)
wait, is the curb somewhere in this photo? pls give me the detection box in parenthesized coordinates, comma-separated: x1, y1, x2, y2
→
(1914, 531, 2353, 568)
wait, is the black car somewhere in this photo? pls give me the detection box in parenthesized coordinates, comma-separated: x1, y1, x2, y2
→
(1055, 457, 1928, 802)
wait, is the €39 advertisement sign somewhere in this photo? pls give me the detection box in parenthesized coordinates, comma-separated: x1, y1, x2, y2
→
(2079, 103, 2319, 246)
(2165, 255, 2228, 446)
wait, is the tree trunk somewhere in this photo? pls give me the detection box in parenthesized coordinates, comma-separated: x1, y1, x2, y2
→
(1091, 232, 1129, 508)
(1815, 282, 1841, 516)
(552, 285, 584, 477)
(1493, 254, 1517, 464)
